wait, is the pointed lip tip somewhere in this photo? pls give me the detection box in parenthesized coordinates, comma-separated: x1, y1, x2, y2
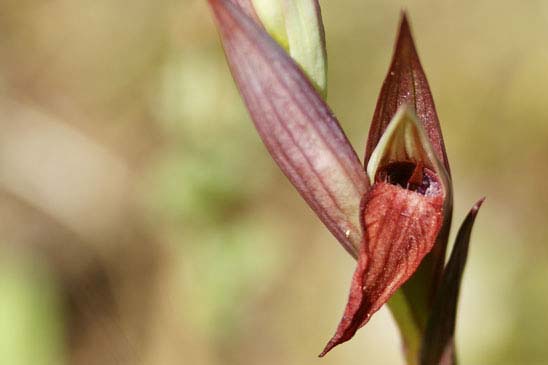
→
(473, 197, 486, 211)
(317, 347, 330, 358)
(318, 339, 338, 358)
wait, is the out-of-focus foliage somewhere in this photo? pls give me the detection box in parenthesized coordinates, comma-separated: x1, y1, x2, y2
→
(0, 1, 547, 365)
(0, 250, 64, 365)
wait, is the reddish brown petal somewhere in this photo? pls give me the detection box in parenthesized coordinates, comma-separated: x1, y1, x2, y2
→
(365, 13, 450, 174)
(420, 198, 485, 365)
(209, 0, 368, 256)
(365, 106, 453, 332)
(320, 182, 444, 356)
(364, 15, 453, 333)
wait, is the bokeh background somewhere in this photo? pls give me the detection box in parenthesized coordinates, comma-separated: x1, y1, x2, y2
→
(0, 0, 547, 364)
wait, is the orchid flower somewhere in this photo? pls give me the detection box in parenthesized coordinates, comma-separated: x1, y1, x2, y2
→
(208, 1, 484, 364)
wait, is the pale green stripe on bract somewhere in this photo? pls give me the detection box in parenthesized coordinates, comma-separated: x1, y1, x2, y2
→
(250, 0, 289, 50)
(251, 0, 327, 98)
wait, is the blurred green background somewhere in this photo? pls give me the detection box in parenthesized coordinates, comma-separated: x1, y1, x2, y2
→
(0, 0, 547, 364)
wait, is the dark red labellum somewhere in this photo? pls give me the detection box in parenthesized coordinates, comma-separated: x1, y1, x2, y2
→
(320, 176, 444, 356)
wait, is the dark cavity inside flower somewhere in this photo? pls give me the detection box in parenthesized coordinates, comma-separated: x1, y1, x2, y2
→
(376, 162, 442, 196)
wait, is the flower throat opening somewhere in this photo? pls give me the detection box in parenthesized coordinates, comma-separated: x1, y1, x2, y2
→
(375, 161, 441, 196)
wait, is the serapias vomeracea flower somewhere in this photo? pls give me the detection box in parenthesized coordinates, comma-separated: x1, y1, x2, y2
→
(208, 1, 484, 364)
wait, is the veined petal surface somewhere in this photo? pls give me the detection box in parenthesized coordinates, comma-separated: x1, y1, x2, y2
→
(320, 107, 449, 357)
(209, 0, 368, 256)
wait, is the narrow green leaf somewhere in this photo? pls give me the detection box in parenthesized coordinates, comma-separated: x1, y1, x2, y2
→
(420, 198, 485, 365)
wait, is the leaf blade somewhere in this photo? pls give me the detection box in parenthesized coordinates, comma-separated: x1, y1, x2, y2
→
(420, 198, 485, 365)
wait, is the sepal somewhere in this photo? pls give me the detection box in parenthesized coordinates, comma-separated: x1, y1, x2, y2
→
(209, 0, 368, 256)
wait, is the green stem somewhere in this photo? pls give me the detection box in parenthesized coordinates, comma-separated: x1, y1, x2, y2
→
(387, 290, 423, 365)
